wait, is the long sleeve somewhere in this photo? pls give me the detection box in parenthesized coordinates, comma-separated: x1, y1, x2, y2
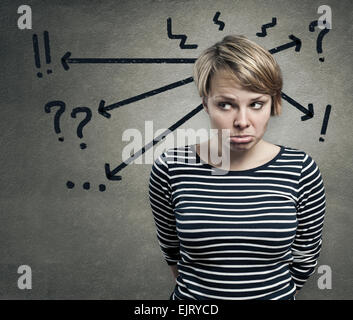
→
(290, 153, 326, 290)
(149, 152, 181, 265)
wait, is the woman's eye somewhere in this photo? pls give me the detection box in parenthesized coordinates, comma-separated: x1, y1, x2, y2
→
(251, 102, 263, 109)
(218, 102, 232, 110)
(218, 102, 263, 110)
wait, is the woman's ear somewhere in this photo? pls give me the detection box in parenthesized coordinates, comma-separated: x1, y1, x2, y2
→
(202, 97, 209, 114)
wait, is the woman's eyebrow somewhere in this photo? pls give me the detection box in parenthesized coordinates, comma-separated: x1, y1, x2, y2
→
(214, 95, 265, 101)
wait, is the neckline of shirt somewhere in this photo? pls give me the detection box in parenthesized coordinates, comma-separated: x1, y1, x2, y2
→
(187, 143, 284, 175)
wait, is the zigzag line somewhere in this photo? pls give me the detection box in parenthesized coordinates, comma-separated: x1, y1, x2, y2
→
(256, 17, 277, 37)
(213, 12, 225, 31)
(167, 17, 198, 49)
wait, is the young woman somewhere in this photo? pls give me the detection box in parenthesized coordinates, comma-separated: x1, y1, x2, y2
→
(149, 35, 326, 300)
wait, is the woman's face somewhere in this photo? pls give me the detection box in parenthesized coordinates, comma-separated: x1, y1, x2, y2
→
(203, 71, 272, 154)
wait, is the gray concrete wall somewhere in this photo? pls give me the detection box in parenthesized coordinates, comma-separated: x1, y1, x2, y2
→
(0, 0, 351, 299)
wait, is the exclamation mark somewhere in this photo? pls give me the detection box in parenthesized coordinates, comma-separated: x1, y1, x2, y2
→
(43, 31, 52, 74)
(319, 104, 331, 142)
(32, 31, 52, 78)
(32, 34, 42, 78)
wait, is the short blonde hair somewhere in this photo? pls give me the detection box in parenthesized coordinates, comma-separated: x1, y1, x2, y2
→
(193, 35, 283, 116)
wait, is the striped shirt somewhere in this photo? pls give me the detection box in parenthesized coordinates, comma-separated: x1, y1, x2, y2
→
(148, 144, 326, 300)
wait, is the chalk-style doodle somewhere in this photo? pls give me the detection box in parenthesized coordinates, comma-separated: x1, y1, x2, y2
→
(104, 90, 317, 180)
(97, 36, 302, 121)
(61, 35, 300, 72)
(316, 29, 330, 61)
(167, 17, 198, 49)
(104, 104, 204, 181)
(66, 181, 106, 191)
(268, 35, 301, 54)
(213, 12, 225, 31)
(256, 17, 277, 37)
(281, 93, 314, 120)
(98, 76, 194, 118)
(32, 31, 52, 78)
(41, 12, 331, 187)
(309, 20, 330, 62)
(66, 181, 75, 188)
(61, 52, 195, 71)
(319, 105, 331, 142)
(309, 20, 318, 31)
(43, 31, 52, 74)
(70, 107, 92, 149)
(44, 100, 66, 142)
(101, 34, 326, 180)
(32, 34, 41, 77)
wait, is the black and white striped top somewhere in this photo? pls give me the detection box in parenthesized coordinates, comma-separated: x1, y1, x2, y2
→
(149, 144, 326, 300)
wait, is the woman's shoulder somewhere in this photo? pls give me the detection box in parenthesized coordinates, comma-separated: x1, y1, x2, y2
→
(279, 144, 322, 175)
(279, 144, 313, 159)
(153, 145, 192, 166)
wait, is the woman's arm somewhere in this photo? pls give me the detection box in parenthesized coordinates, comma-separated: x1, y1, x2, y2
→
(290, 153, 326, 292)
(149, 153, 181, 265)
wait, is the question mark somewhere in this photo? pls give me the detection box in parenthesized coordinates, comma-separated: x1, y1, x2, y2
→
(309, 20, 330, 62)
(70, 107, 92, 149)
(44, 100, 66, 142)
(309, 6, 331, 62)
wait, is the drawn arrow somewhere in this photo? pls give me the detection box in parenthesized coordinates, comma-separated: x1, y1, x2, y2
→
(281, 92, 314, 120)
(61, 52, 196, 70)
(96, 36, 302, 119)
(104, 89, 315, 180)
(62, 33, 303, 179)
(61, 35, 301, 71)
(268, 35, 301, 54)
(105, 104, 204, 180)
(98, 84, 313, 121)
(104, 89, 313, 180)
(98, 76, 194, 118)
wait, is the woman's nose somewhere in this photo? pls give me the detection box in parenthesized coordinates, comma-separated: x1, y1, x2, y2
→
(233, 109, 250, 128)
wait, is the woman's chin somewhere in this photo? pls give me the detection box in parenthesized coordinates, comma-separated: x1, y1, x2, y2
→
(227, 141, 253, 151)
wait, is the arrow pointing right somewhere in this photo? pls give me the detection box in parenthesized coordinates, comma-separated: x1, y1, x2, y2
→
(269, 34, 301, 54)
(281, 92, 314, 120)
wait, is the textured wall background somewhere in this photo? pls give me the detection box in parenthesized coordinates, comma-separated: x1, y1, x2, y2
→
(0, 0, 352, 299)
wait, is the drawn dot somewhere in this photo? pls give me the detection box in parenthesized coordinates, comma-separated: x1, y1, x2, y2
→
(319, 137, 325, 142)
(80, 143, 87, 149)
(58, 137, 64, 142)
(99, 184, 106, 192)
(47, 69, 52, 74)
(319, 57, 325, 62)
(66, 181, 75, 189)
(37, 72, 43, 78)
(83, 182, 90, 190)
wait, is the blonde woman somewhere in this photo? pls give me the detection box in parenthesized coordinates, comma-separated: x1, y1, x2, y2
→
(149, 35, 326, 300)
